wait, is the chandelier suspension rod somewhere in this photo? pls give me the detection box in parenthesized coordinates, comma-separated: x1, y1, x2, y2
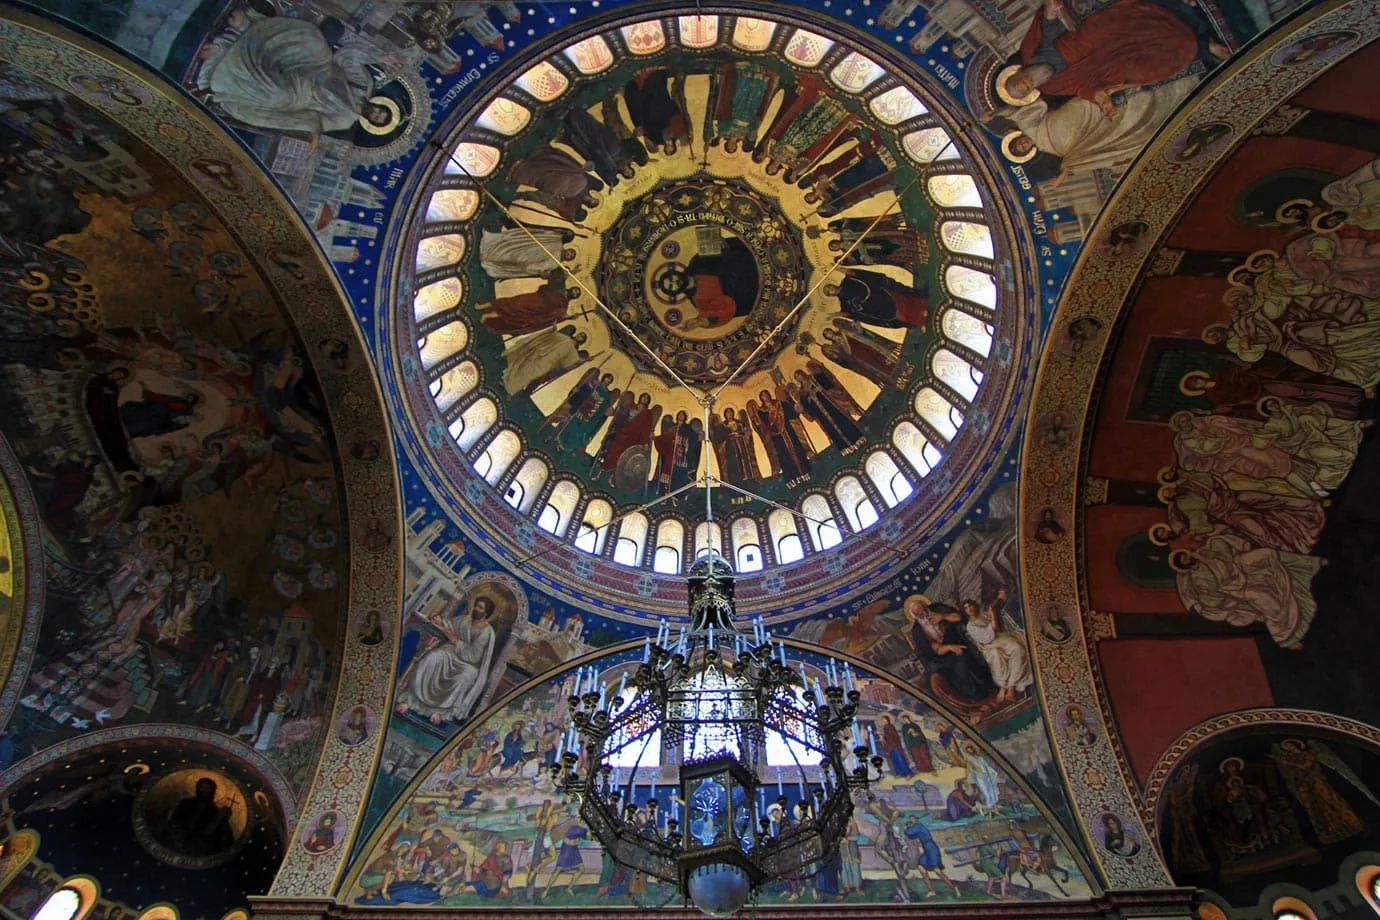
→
(437, 143, 706, 403)
(708, 170, 923, 402)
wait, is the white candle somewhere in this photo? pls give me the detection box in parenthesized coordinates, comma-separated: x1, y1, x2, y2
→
(868, 725, 878, 757)
(617, 672, 628, 700)
(643, 636, 651, 663)
(597, 683, 606, 710)
(776, 767, 783, 795)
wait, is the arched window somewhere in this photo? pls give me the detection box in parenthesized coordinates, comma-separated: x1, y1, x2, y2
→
(506, 458, 548, 513)
(426, 188, 479, 223)
(1271, 897, 1317, 920)
(32, 880, 97, 920)
(731, 518, 763, 573)
(927, 173, 981, 208)
(835, 475, 878, 532)
(865, 451, 912, 507)
(538, 480, 581, 537)
(768, 509, 805, 565)
(693, 522, 723, 560)
(654, 519, 685, 574)
(32, 889, 82, 920)
(574, 499, 613, 554)
(446, 142, 501, 178)
(449, 397, 497, 451)
(418, 318, 468, 370)
(614, 512, 648, 567)
(891, 421, 934, 477)
(476, 97, 532, 135)
(475, 429, 521, 484)
(944, 265, 997, 310)
(914, 387, 961, 441)
(942, 308, 994, 357)
(415, 233, 466, 273)
(414, 278, 464, 325)
(802, 494, 842, 550)
(1356, 865, 1380, 916)
(431, 360, 478, 413)
(940, 221, 995, 259)
(932, 348, 982, 402)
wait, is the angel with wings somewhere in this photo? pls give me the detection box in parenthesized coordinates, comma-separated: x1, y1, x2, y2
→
(1269, 738, 1380, 844)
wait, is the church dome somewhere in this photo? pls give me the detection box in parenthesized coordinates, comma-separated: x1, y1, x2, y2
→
(385, 8, 1029, 620)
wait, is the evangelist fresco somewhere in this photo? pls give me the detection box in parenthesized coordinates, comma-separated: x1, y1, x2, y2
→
(0, 738, 287, 920)
(0, 58, 346, 791)
(1078, 35, 1380, 782)
(346, 660, 1094, 907)
(1157, 728, 1380, 908)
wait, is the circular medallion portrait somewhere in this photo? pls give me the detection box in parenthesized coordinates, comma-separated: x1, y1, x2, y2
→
(132, 768, 251, 869)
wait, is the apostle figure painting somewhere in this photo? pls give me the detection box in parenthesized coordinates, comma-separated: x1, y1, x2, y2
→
(0, 59, 346, 790)
(1156, 729, 1380, 908)
(347, 661, 1092, 907)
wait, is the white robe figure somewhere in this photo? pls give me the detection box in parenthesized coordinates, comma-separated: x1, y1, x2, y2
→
(501, 329, 584, 395)
(397, 612, 495, 722)
(205, 17, 371, 135)
(1004, 75, 1198, 177)
(965, 613, 1033, 695)
(479, 228, 567, 280)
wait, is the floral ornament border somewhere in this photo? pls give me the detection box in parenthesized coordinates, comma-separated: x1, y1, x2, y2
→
(1142, 708, 1380, 822)
(1016, 0, 1378, 890)
(0, 10, 405, 899)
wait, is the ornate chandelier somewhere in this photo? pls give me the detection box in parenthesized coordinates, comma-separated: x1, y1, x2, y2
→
(548, 552, 884, 916)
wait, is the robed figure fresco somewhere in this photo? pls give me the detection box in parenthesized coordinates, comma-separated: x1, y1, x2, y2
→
(395, 594, 498, 725)
(204, 17, 387, 137)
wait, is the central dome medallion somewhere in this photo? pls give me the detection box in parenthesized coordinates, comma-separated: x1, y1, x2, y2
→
(392, 10, 1025, 619)
(601, 176, 805, 382)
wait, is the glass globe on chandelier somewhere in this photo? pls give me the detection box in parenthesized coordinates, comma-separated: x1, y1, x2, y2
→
(548, 551, 885, 916)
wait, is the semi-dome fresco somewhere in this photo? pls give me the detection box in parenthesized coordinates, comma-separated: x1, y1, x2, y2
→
(390, 11, 1025, 619)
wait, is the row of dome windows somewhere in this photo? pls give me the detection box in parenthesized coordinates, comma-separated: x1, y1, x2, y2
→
(429, 373, 962, 575)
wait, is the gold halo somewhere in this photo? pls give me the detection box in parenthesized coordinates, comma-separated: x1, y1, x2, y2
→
(995, 64, 1040, 107)
(1001, 130, 1036, 164)
(124, 763, 151, 775)
(1179, 370, 1212, 396)
(360, 95, 403, 136)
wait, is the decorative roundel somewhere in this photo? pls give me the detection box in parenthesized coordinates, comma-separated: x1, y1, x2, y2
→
(389, 10, 1028, 620)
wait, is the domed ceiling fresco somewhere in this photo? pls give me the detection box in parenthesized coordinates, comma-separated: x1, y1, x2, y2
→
(5, 0, 1380, 918)
(391, 10, 1025, 618)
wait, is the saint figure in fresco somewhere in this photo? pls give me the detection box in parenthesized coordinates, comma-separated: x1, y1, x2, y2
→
(203, 17, 389, 138)
(478, 226, 572, 281)
(709, 407, 761, 483)
(830, 269, 929, 330)
(680, 237, 761, 330)
(1003, 0, 1221, 117)
(479, 277, 574, 337)
(160, 777, 235, 857)
(903, 595, 996, 705)
(501, 326, 590, 396)
(1270, 738, 1379, 844)
(394, 594, 497, 725)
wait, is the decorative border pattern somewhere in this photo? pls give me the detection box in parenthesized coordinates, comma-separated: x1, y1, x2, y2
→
(1143, 708, 1380, 820)
(0, 430, 45, 732)
(0, 10, 404, 898)
(0, 723, 300, 830)
(377, 0, 1038, 624)
(1015, 0, 1379, 889)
